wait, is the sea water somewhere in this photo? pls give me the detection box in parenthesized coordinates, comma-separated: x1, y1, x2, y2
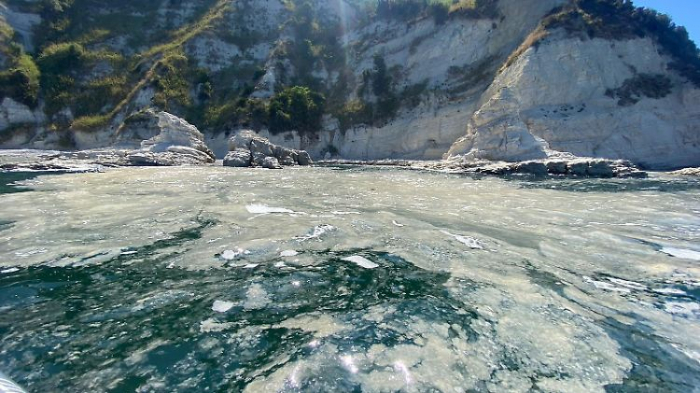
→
(0, 166, 699, 392)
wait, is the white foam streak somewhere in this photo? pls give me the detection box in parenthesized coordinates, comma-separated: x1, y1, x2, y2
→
(246, 204, 296, 214)
(342, 255, 379, 269)
(661, 247, 700, 261)
(441, 231, 484, 250)
(212, 300, 234, 313)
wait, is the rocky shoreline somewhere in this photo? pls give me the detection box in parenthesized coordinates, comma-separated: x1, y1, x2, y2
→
(317, 157, 653, 178)
(0, 110, 698, 179)
(6, 146, 700, 180)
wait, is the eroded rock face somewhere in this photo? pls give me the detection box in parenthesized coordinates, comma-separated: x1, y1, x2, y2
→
(224, 130, 312, 168)
(0, 98, 46, 146)
(448, 37, 700, 170)
(115, 110, 215, 165)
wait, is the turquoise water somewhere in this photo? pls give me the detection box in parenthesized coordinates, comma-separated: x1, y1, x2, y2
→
(0, 167, 699, 392)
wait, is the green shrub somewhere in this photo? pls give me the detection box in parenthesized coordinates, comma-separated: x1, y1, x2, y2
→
(152, 53, 192, 110)
(203, 98, 268, 130)
(428, 2, 449, 25)
(540, 0, 700, 87)
(71, 113, 111, 131)
(0, 53, 41, 107)
(268, 86, 325, 135)
(38, 42, 85, 69)
(0, 18, 14, 43)
(372, 0, 498, 23)
(336, 99, 373, 132)
(74, 75, 128, 116)
(605, 73, 673, 106)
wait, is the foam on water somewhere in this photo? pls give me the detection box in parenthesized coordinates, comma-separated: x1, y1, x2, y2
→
(441, 230, 484, 250)
(342, 255, 379, 269)
(664, 302, 700, 318)
(246, 204, 297, 215)
(1, 167, 699, 392)
(662, 247, 700, 261)
(293, 224, 336, 242)
(212, 300, 234, 313)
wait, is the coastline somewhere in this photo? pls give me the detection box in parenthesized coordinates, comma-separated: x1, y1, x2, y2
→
(4, 148, 700, 179)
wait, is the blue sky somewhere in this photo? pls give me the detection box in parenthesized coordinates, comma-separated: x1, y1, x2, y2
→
(633, 0, 700, 45)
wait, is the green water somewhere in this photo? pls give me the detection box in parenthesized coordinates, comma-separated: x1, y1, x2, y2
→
(0, 167, 699, 392)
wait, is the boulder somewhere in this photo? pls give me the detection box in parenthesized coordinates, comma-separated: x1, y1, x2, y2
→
(515, 161, 548, 176)
(545, 160, 568, 175)
(116, 110, 215, 164)
(567, 161, 589, 177)
(262, 156, 282, 169)
(296, 150, 312, 166)
(280, 154, 296, 166)
(228, 130, 257, 151)
(224, 130, 314, 168)
(250, 138, 275, 156)
(252, 152, 267, 167)
(273, 145, 296, 166)
(223, 149, 252, 167)
(587, 159, 615, 178)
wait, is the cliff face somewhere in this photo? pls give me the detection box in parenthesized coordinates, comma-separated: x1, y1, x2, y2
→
(0, 0, 699, 169)
(448, 32, 700, 169)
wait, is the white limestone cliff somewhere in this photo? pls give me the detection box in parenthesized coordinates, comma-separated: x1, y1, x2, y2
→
(1, 0, 699, 169)
(447, 35, 700, 169)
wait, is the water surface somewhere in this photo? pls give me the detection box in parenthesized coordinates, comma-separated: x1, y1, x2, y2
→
(0, 167, 699, 392)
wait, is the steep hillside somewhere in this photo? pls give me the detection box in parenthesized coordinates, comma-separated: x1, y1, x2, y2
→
(448, 0, 700, 169)
(0, 0, 699, 168)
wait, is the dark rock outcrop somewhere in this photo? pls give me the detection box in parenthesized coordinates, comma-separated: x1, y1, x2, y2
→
(225, 130, 312, 168)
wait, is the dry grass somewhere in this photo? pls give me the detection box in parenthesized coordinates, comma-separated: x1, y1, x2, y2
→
(448, 0, 477, 14)
(72, 0, 231, 131)
(499, 26, 549, 73)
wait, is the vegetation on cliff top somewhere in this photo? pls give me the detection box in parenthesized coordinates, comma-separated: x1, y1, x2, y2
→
(506, 0, 700, 87)
(1, 0, 699, 142)
(357, 0, 500, 25)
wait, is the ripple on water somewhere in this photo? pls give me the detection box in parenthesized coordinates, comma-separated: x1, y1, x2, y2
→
(0, 167, 699, 391)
